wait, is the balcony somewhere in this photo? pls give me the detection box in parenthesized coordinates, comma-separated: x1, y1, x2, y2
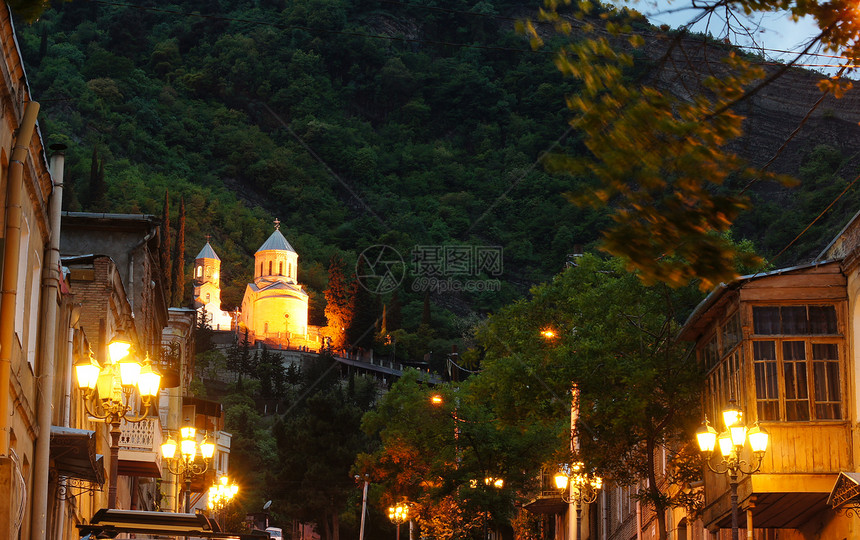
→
(522, 468, 568, 515)
(118, 416, 163, 477)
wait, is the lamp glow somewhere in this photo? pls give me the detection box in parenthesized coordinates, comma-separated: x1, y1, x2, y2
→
(200, 437, 216, 460)
(696, 420, 718, 453)
(180, 438, 197, 458)
(75, 355, 101, 390)
(554, 472, 569, 490)
(722, 402, 742, 429)
(748, 423, 769, 453)
(718, 431, 733, 457)
(108, 339, 131, 364)
(118, 357, 141, 388)
(161, 437, 177, 459)
(729, 424, 747, 447)
(137, 357, 161, 398)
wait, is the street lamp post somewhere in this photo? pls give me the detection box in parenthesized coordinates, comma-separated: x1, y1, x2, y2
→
(74, 335, 162, 509)
(388, 503, 409, 540)
(161, 423, 216, 512)
(208, 475, 239, 527)
(696, 401, 770, 540)
(554, 462, 602, 540)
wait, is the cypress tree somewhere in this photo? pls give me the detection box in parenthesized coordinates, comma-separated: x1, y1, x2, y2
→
(421, 290, 431, 326)
(88, 145, 107, 210)
(323, 255, 355, 350)
(388, 290, 402, 331)
(160, 190, 172, 300)
(171, 197, 186, 306)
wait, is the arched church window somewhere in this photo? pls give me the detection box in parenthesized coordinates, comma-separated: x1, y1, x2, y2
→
(279, 261, 283, 276)
(288, 263, 292, 279)
(264, 322, 269, 334)
(206, 267, 212, 278)
(196, 266, 202, 278)
(206, 293, 211, 302)
(269, 261, 273, 275)
(260, 263, 263, 277)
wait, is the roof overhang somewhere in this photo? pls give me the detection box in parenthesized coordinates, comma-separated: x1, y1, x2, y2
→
(50, 426, 105, 485)
(522, 494, 568, 515)
(78, 509, 271, 539)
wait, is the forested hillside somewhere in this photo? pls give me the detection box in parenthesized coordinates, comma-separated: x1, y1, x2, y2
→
(16, 0, 860, 352)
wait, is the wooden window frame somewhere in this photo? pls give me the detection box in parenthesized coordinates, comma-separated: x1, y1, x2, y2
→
(749, 303, 844, 423)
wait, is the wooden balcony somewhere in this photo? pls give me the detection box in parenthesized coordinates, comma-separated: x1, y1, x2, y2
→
(118, 417, 163, 478)
(702, 422, 849, 530)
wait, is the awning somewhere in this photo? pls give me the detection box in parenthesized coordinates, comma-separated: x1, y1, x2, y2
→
(522, 494, 568, 515)
(827, 471, 860, 512)
(78, 509, 271, 539)
(50, 426, 105, 485)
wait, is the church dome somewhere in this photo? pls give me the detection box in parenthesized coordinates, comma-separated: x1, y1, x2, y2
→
(195, 241, 220, 261)
(257, 230, 296, 253)
(256, 221, 296, 254)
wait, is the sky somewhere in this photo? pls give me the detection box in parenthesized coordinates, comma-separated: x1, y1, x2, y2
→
(620, 1, 840, 75)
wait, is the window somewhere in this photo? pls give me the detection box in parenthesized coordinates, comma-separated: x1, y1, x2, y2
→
(752, 304, 842, 421)
(722, 312, 741, 354)
(701, 335, 719, 373)
(268, 261, 272, 275)
(279, 261, 283, 276)
(753, 305, 837, 335)
(707, 347, 744, 424)
(196, 266, 202, 278)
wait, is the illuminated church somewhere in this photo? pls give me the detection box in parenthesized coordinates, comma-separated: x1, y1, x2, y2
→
(193, 220, 321, 349)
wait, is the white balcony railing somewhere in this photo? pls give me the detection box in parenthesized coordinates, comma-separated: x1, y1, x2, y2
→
(118, 416, 163, 476)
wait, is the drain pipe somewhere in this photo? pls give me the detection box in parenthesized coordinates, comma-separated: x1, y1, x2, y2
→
(0, 101, 40, 456)
(30, 144, 65, 540)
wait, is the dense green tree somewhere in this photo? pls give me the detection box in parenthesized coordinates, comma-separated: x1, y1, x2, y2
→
(347, 259, 381, 350)
(272, 371, 379, 540)
(357, 371, 542, 540)
(471, 254, 705, 539)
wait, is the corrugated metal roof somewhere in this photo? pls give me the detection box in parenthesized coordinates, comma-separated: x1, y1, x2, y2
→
(195, 242, 220, 261)
(256, 229, 296, 254)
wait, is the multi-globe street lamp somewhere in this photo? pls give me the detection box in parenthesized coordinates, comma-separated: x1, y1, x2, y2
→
(388, 503, 409, 540)
(161, 423, 216, 512)
(696, 400, 770, 540)
(554, 462, 602, 540)
(208, 475, 239, 526)
(74, 333, 162, 509)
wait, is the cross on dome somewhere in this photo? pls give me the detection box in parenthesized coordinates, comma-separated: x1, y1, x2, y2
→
(274, 218, 280, 230)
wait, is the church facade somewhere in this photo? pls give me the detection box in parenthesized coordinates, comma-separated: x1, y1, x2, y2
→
(193, 220, 322, 350)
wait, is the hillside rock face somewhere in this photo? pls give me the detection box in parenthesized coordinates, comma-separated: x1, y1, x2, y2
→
(639, 33, 860, 175)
